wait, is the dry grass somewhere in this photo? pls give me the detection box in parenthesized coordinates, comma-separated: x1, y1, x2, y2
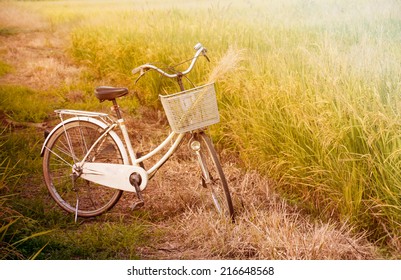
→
(135, 164, 378, 259)
(173, 47, 245, 131)
(0, 34, 81, 90)
(207, 47, 244, 84)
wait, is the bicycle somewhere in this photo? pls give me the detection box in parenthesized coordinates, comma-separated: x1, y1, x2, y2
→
(41, 43, 234, 222)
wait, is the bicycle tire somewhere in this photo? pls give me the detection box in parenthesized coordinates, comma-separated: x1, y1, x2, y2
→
(42, 120, 124, 217)
(197, 132, 234, 221)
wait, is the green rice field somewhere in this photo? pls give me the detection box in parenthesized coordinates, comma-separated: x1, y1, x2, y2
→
(2, 0, 401, 256)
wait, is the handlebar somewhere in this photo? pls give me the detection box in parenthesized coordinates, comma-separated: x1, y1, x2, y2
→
(132, 43, 209, 80)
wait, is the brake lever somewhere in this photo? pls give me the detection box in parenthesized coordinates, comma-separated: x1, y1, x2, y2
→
(132, 64, 151, 84)
(202, 49, 210, 62)
(132, 66, 143, 75)
(134, 73, 145, 84)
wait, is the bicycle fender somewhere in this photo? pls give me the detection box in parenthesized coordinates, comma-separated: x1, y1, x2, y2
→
(40, 117, 128, 166)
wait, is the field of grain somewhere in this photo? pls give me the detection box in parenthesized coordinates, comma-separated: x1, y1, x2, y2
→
(1, 0, 401, 259)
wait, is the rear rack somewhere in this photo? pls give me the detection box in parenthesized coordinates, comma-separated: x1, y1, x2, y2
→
(55, 109, 114, 124)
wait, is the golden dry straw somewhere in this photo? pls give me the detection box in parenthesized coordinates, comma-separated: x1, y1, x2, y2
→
(207, 46, 244, 84)
(175, 47, 244, 129)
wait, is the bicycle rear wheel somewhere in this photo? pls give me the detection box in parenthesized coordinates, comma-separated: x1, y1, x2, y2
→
(42, 120, 124, 217)
(195, 132, 234, 221)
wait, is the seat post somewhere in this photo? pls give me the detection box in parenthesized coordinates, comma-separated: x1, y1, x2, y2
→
(111, 99, 122, 119)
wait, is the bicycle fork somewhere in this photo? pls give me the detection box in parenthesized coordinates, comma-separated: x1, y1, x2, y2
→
(189, 133, 224, 214)
(189, 134, 211, 186)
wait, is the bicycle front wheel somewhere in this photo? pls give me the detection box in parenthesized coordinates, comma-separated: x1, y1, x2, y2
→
(196, 132, 234, 221)
(42, 120, 125, 217)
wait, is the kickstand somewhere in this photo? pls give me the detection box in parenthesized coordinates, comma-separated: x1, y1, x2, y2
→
(71, 172, 79, 223)
(74, 198, 79, 223)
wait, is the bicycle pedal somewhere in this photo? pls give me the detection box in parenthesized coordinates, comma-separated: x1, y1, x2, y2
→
(130, 200, 145, 211)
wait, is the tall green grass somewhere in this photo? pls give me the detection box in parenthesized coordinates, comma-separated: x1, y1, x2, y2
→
(0, 126, 52, 259)
(22, 0, 401, 248)
(0, 85, 60, 123)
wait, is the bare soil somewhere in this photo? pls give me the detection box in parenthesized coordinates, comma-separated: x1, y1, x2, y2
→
(0, 4, 381, 259)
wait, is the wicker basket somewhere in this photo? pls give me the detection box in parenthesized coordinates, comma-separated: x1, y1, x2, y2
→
(160, 83, 220, 133)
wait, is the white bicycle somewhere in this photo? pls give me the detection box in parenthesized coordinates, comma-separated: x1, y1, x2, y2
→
(41, 43, 234, 221)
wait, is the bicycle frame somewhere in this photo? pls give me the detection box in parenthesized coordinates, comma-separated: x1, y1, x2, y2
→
(117, 117, 186, 176)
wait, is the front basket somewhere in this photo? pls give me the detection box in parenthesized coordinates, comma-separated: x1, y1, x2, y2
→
(159, 83, 220, 133)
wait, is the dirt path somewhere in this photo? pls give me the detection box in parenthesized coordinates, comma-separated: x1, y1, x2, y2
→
(0, 3, 82, 91)
(0, 4, 381, 259)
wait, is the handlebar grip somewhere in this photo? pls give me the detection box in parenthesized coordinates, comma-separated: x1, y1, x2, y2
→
(132, 64, 153, 75)
(194, 43, 203, 51)
(132, 66, 143, 75)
